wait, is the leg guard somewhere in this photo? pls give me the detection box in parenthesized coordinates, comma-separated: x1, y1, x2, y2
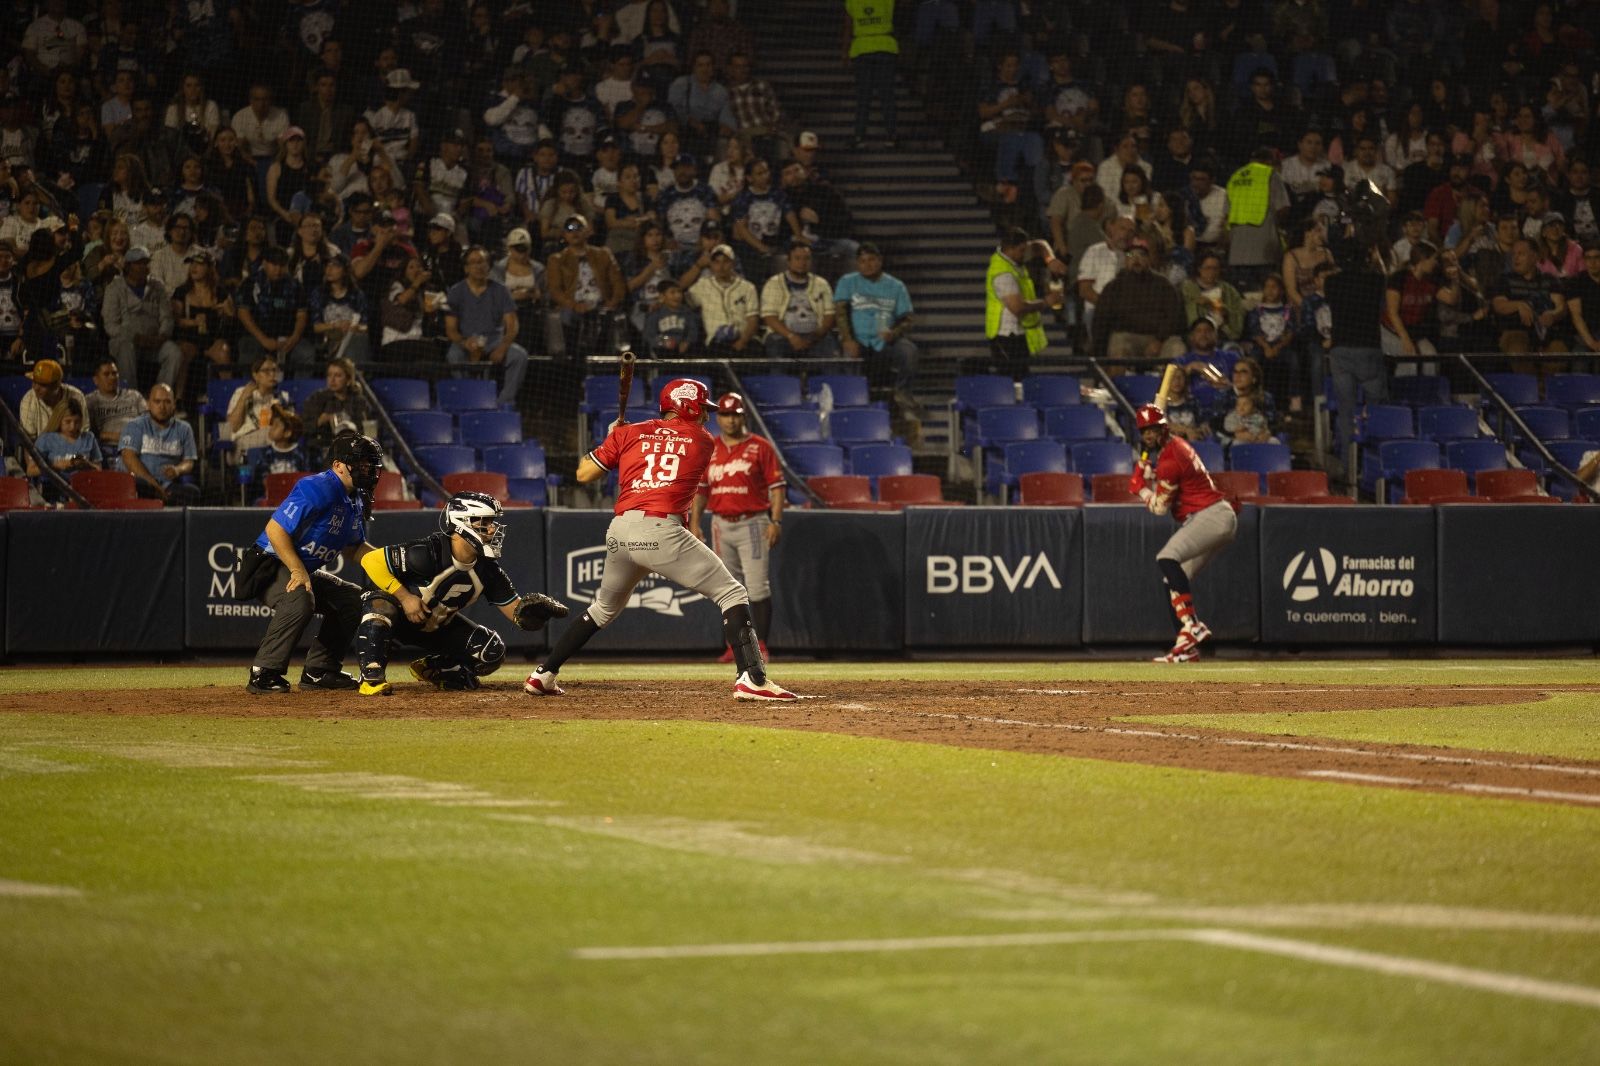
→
(541, 612, 600, 674)
(1158, 557, 1203, 636)
(723, 603, 765, 685)
(751, 598, 772, 644)
(354, 593, 398, 682)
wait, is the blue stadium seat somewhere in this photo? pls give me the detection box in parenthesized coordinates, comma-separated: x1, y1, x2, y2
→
(991, 440, 1069, 497)
(591, 407, 658, 441)
(1389, 374, 1451, 407)
(482, 443, 549, 506)
(1512, 405, 1570, 441)
(971, 406, 1039, 449)
(1480, 372, 1539, 407)
(1418, 406, 1479, 441)
(1545, 374, 1600, 410)
(280, 377, 323, 408)
(581, 374, 644, 413)
(1115, 373, 1162, 407)
(806, 374, 872, 408)
(64, 376, 95, 395)
(459, 410, 523, 449)
(76, 182, 104, 224)
(435, 378, 499, 413)
(2, 376, 34, 412)
(765, 409, 824, 443)
(1357, 404, 1414, 444)
(414, 445, 476, 477)
(1022, 374, 1079, 408)
(1445, 439, 1508, 487)
(370, 377, 431, 412)
(1070, 440, 1132, 477)
(848, 443, 913, 482)
(1545, 440, 1600, 499)
(954, 374, 1015, 411)
(1190, 438, 1225, 472)
(830, 408, 892, 444)
(1575, 407, 1600, 441)
(1373, 440, 1442, 503)
(786, 443, 846, 478)
(742, 373, 804, 409)
(1045, 405, 1106, 441)
(1230, 441, 1292, 493)
(394, 410, 455, 447)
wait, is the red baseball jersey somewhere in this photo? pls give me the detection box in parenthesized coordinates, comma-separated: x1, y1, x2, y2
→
(699, 434, 785, 516)
(1130, 435, 1231, 521)
(589, 417, 715, 517)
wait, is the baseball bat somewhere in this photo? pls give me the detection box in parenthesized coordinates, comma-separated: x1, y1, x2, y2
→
(616, 349, 637, 423)
(1152, 363, 1184, 413)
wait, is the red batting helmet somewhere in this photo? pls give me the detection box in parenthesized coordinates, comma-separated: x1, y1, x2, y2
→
(714, 392, 745, 416)
(1134, 404, 1168, 430)
(659, 378, 710, 421)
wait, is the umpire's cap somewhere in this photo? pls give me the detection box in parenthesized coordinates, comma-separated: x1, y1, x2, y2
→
(715, 392, 744, 416)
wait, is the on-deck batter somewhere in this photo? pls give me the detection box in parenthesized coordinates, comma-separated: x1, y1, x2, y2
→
(524, 378, 797, 700)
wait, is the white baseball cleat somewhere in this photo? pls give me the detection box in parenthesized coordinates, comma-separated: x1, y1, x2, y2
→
(1184, 620, 1213, 646)
(1153, 629, 1202, 663)
(734, 672, 797, 700)
(523, 669, 564, 696)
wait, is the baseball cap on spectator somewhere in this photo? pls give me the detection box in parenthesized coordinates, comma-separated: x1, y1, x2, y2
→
(797, 131, 819, 149)
(441, 129, 466, 145)
(429, 213, 456, 232)
(279, 126, 305, 143)
(385, 68, 421, 90)
(700, 219, 723, 236)
(1542, 212, 1567, 229)
(144, 187, 166, 204)
(672, 153, 697, 168)
(376, 209, 396, 226)
(506, 227, 532, 248)
(564, 214, 590, 232)
(184, 249, 213, 263)
(124, 246, 151, 263)
(715, 393, 745, 415)
(596, 132, 620, 151)
(1190, 314, 1218, 331)
(710, 243, 735, 259)
(26, 358, 63, 385)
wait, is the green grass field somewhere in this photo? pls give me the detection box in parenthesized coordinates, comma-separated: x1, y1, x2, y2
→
(2, 660, 1598, 1064)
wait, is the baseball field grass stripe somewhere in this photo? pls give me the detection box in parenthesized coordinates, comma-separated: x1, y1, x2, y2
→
(572, 928, 1187, 960)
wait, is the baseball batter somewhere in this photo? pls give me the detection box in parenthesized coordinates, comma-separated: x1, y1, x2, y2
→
(524, 379, 797, 700)
(354, 491, 568, 695)
(689, 392, 785, 661)
(1129, 404, 1239, 662)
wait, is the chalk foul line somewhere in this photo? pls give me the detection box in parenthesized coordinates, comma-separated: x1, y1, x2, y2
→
(573, 926, 1600, 1010)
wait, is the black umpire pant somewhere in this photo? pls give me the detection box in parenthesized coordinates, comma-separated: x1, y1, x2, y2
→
(252, 559, 365, 674)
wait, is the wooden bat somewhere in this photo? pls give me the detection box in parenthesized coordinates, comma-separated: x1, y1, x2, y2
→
(616, 349, 636, 423)
(1152, 363, 1184, 413)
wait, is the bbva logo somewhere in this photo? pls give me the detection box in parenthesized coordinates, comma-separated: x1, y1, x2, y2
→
(927, 554, 1062, 595)
(566, 545, 705, 616)
(1282, 547, 1337, 602)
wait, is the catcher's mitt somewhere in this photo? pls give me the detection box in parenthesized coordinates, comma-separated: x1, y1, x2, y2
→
(513, 592, 569, 630)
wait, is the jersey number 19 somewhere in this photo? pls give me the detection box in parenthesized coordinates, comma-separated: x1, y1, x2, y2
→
(642, 452, 680, 482)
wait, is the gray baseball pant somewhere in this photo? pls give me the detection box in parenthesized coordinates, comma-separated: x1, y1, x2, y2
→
(588, 511, 749, 627)
(252, 561, 365, 673)
(1156, 499, 1238, 578)
(710, 513, 772, 601)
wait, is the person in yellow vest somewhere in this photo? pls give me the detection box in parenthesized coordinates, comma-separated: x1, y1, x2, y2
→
(1224, 146, 1289, 291)
(986, 227, 1067, 379)
(841, 0, 899, 148)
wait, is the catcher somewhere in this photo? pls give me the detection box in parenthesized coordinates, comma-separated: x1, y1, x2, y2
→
(1130, 404, 1239, 663)
(354, 491, 569, 695)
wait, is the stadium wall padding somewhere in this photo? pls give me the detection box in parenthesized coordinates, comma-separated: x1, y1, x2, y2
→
(5, 506, 1597, 656)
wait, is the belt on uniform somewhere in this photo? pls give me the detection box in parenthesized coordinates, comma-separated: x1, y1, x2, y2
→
(717, 512, 767, 522)
(625, 509, 679, 521)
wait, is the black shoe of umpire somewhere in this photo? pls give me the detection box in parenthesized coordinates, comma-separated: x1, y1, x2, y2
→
(246, 668, 292, 695)
(299, 669, 361, 690)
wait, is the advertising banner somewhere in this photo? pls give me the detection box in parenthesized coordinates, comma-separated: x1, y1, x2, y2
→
(1437, 505, 1600, 643)
(1081, 504, 1260, 644)
(772, 510, 905, 651)
(1259, 506, 1436, 643)
(7, 511, 185, 654)
(904, 507, 1082, 647)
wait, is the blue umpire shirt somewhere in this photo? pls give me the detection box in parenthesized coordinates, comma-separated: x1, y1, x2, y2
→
(254, 468, 367, 572)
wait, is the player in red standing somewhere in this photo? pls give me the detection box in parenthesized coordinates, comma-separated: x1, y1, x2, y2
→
(524, 379, 797, 700)
(1130, 404, 1239, 662)
(690, 393, 785, 663)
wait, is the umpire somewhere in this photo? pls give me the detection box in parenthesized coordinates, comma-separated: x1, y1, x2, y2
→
(236, 431, 384, 694)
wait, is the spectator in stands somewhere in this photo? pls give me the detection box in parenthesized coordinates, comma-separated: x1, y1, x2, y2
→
(264, 128, 312, 247)
(204, 128, 256, 224)
(1244, 273, 1297, 409)
(1048, 160, 1097, 263)
(238, 247, 315, 375)
(1181, 251, 1246, 341)
(1040, 48, 1100, 146)
(547, 214, 627, 359)
(537, 171, 589, 252)
(1232, 69, 1300, 162)
(689, 242, 759, 354)
(725, 52, 787, 161)
(984, 228, 1065, 378)
(1468, 213, 1522, 295)
(834, 242, 918, 408)
(546, 67, 605, 171)
(365, 69, 421, 169)
(633, 0, 687, 87)
(1397, 130, 1448, 217)
(1096, 132, 1153, 204)
(1323, 254, 1388, 462)
(615, 75, 676, 163)
(1553, 159, 1600, 245)
(1178, 77, 1222, 160)
(1225, 147, 1290, 289)
(1088, 236, 1187, 362)
(1076, 214, 1133, 331)
(978, 52, 1044, 207)
(1566, 245, 1600, 352)
(708, 136, 749, 207)
(228, 354, 290, 451)
(149, 214, 195, 295)
(1283, 218, 1332, 311)
(164, 73, 221, 152)
(418, 214, 464, 290)
(444, 246, 530, 406)
(1497, 104, 1564, 179)
(27, 396, 100, 489)
(309, 255, 370, 365)
(729, 157, 797, 284)
(603, 162, 655, 258)
(688, 0, 754, 75)
(1382, 242, 1446, 359)
(485, 68, 547, 165)
(102, 246, 183, 389)
(85, 357, 146, 452)
(761, 241, 838, 358)
(112, 95, 178, 190)
(595, 47, 638, 120)
(514, 140, 562, 225)
(171, 249, 233, 402)
(843, 0, 900, 148)
(247, 406, 308, 494)
(1344, 134, 1396, 201)
(0, 190, 47, 249)
(465, 135, 516, 247)
(23, 0, 87, 80)
(1491, 238, 1569, 354)
(1223, 389, 1273, 445)
(1184, 161, 1229, 251)
(18, 358, 89, 439)
(302, 356, 368, 459)
(233, 83, 289, 169)
(644, 279, 700, 356)
(1152, 128, 1199, 195)
(1173, 314, 1237, 382)
(781, 155, 857, 276)
(1435, 247, 1492, 353)
(624, 221, 673, 335)
(1423, 154, 1477, 243)
(1281, 129, 1331, 206)
(378, 256, 443, 358)
(1538, 215, 1583, 278)
(587, 135, 626, 216)
(492, 227, 544, 349)
(352, 209, 417, 318)
(0, 240, 19, 359)
(295, 73, 355, 163)
(118, 382, 198, 504)
(1159, 366, 1210, 443)
(657, 152, 721, 251)
(670, 51, 736, 161)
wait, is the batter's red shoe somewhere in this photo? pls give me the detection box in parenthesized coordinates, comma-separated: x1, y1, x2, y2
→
(523, 668, 564, 696)
(1153, 629, 1202, 663)
(734, 672, 797, 700)
(717, 645, 735, 663)
(1184, 620, 1213, 647)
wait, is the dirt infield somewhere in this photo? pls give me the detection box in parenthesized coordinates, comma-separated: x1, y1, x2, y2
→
(8, 677, 1600, 807)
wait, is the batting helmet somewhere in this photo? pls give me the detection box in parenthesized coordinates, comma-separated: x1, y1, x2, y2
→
(714, 392, 745, 416)
(1134, 404, 1168, 431)
(442, 491, 506, 558)
(659, 378, 710, 421)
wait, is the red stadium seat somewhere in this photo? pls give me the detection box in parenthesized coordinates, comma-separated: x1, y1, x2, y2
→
(1474, 469, 1541, 499)
(99, 497, 166, 509)
(1266, 470, 1329, 498)
(1089, 473, 1139, 502)
(1287, 493, 1356, 504)
(374, 470, 411, 503)
(0, 477, 34, 511)
(809, 475, 892, 509)
(440, 470, 533, 507)
(70, 469, 137, 505)
(372, 498, 424, 510)
(1018, 472, 1084, 506)
(879, 474, 961, 507)
(1210, 470, 1261, 502)
(1403, 468, 1469, 504)
(260, 471, 311, 507)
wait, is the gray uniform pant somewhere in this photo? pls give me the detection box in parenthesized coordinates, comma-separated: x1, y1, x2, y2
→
(589, 511, 748, 627)
(110, 336, 183, 390)
(253, 560, 365, 673)
(711, 513, 772, 601)
(1156, 499, 1238, 578)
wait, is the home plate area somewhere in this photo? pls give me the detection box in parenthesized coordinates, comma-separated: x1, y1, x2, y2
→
(10, 680, 1599, 807)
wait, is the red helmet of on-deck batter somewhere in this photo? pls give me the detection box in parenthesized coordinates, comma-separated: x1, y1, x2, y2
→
(714, 392, 744, 416)
(1135, 404, 1168, 431)
(659, 378, 710, 421)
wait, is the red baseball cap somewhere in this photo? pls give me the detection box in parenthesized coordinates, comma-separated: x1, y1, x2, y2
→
(715, 392, 745, 415)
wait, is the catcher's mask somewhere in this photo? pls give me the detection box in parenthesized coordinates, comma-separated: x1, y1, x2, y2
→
(443, 491, 506, 558)
(659, 378, 710, 421)
(329, 431, 383, 517)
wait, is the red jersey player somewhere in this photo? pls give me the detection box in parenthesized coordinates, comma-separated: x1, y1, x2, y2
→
(690, 393, 785, 662)
(523, 378, 796, 700)
(1129, 403, 1239, 662)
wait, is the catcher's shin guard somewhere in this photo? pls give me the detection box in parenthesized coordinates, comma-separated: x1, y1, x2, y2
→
(355, 596, 397, 682)
(722, 604, 766, 685)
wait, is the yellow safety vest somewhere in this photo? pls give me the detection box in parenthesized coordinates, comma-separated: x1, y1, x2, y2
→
(985, 250, 1047, 355)
(846, 0, 899, 57)
(1226, 161, 1274, 227)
